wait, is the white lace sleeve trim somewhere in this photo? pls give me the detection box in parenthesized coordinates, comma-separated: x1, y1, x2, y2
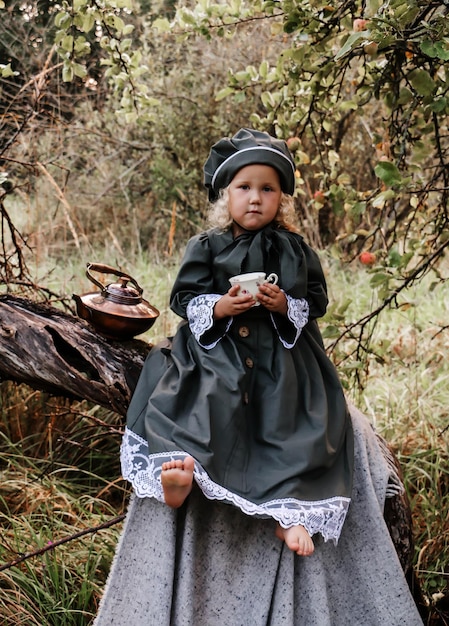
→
(121, 427, 350, 544)
(271, 294, 309, 349)
(186, 294, 232, 349)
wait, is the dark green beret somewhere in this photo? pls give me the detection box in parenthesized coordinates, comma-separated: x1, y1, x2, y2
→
(204, 128, 296, 201)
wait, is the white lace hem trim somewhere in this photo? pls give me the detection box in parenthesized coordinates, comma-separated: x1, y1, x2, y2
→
(186, 293, 309, 351)
(121, 427, 350, 544)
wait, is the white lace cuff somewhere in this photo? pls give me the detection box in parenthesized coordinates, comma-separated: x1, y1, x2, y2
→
(186, 294, 232, 349)
(271, 294, 309, 349)
(121, 427, 350, 544)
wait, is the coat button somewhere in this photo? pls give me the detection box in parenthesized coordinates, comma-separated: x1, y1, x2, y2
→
(245, 357, 254, 368)
(238, 326, 250, 338)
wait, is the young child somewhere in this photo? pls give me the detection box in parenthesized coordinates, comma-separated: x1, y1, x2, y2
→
(121, 128, 354, 556)
(96, 130, 423, 625)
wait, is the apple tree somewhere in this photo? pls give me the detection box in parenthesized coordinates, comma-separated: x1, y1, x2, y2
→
(1, 0, 448, 367)
(149, 0, 449, 370)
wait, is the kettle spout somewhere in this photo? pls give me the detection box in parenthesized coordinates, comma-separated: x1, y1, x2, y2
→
(73, 294, 91, 321)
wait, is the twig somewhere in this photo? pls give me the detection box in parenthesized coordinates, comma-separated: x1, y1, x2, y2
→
(36, 162, 83, 249)
(0, 514, 126, 572)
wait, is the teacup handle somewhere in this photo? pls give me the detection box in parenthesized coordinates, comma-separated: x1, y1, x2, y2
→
(265, 273, 278, 285)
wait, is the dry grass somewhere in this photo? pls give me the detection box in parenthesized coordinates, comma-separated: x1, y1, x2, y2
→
(0, 242, 448, 623)
(324, 256, 449, 611)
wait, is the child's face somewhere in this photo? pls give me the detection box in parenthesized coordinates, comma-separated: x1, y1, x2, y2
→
(228, 164, 282, 234)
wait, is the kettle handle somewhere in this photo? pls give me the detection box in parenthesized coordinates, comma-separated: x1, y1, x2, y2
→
(86, 262, 143, 295)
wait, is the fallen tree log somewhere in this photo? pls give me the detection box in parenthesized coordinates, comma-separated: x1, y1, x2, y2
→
(0, 293, 427, 618)
(0, 294, 150, 415)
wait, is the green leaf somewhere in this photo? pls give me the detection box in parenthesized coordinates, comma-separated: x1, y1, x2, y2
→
(107, 14, 125, 32)
(215, 87, 235, 101)
(152, 18, 171, 33)
(420, 40, 449, 61)
(335, 32, 366, 61)
(284, 19, 299, 34)
(55, 11, 70, 28)
(409, 69, 436, 97)
(62, 64, 74, 82)
(0, 63, 18, 78)
(396, 5, 420, 26)
(430, 97, 447, 113)
(420, 39, 438, 58)
(261, 90, 275, 108)
(366, 0, 381, 14)
(178, 10, 197, 26)
(374, 161, 402, 185)
(79, 12, 96, 33)
(60, 34, 75, 52)
(339, 100, 358, 112)
(321, 325, 341, 339)
(388, 250, 402, 267)
(372, 189, 396, 208)
(259, 60, 269, 79)
(74, 36, 90, 55)
(73, 62, 87, 78)
(337, 298, 353, 315)
(234, 70, 250, 82)
(115, 0, 133, 8)
(384, 92, 396, 110)
(433, 42, 449, 61)
(369, 272, 390, 288)
(397, 87, 413, 105)
(350, 201, 367, 217)
(122, 24, 135, 36)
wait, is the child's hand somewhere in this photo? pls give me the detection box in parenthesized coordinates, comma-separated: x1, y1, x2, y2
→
(214, 285, 256, 319)
(256, 283, 288, 315)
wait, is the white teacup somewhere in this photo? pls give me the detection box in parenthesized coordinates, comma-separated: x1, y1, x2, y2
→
(229, 271, 278, 305)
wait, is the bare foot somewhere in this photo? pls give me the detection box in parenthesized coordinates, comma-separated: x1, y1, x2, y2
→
(161, 456, 195, 508)
(275, 523, 315, 556)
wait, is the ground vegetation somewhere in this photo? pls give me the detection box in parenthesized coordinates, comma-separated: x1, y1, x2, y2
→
(0, 1, 448, 623)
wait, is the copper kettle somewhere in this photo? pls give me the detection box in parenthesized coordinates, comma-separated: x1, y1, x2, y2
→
(73, 262, 160, 340)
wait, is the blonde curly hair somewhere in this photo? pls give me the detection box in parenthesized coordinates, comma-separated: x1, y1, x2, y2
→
(208, 187, 300, 233)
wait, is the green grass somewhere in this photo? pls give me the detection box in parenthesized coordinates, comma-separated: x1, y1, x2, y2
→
(324, 256, 449, 606)
(1, 245, 448, 623)
(0, 395, 127, 625)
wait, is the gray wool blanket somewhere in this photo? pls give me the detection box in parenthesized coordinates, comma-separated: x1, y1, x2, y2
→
(94, 407, 423, 625)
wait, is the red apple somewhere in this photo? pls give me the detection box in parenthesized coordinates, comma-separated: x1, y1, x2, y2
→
(364, 41, 378, 56)
(359, 251, 376, 265)
(353, 18, 368, 32)
(313, 190, 326, 204)
(287, 137, 301, 152)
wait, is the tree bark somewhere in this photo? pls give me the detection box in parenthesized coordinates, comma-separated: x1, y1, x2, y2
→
(0, 294, 150, 416)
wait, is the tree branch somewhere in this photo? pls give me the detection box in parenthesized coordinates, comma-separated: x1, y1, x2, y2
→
(0, 514, 126, 573)
(0, 295, 150, 415)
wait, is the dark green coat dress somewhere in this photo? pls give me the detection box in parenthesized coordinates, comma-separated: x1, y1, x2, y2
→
(121, 224, 354, 543)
